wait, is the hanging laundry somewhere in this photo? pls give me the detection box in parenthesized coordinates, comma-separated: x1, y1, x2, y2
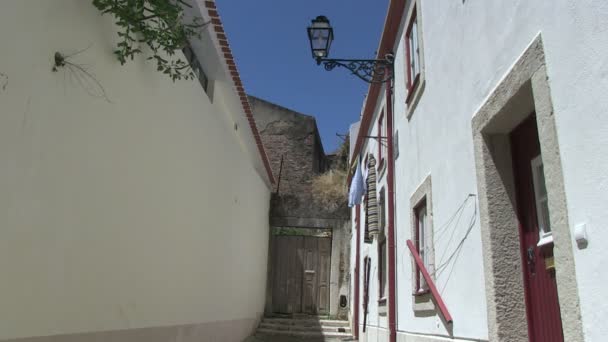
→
(366, 155, 379, 239)
(348, 159, 365, 207)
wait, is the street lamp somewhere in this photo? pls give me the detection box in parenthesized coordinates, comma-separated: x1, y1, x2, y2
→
(306, 15, 394, 84)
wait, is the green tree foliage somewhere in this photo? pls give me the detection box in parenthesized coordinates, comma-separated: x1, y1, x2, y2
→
(92, 0, 206, 81)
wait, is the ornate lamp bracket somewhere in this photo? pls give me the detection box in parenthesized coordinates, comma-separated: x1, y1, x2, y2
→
(316, 53, 394, 84)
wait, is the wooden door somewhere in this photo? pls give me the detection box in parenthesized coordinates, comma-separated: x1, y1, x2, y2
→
(302, 236, 318, 314)
(510, 115, 564, 342)
(271, 234, 331, 315)
(272, 235, 303, 314)
(316, 237, 331, 315)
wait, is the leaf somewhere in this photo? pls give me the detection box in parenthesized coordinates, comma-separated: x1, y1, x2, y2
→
(93, 0, 204, 81)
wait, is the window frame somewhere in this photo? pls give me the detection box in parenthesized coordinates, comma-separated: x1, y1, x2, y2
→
(531, 155, 553, 247)
(409, 175, 434, 306)
(378, 186, 387, 303)
(377, 111, 385, 170)
(182, 43, 210, 96)
(402, 0, 426, 119)
(414, 201, 429, 294)
(378, 237, 387, 302)
(405, 5, 420, 104)
(378, 187, 386, 233)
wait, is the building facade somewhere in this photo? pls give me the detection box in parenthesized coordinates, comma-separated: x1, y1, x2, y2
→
(349, 0, 607, 341)
(0, 1, 274, 341)
(249, 96, 351, 320)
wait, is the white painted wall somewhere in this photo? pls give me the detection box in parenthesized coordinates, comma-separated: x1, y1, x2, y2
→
(353, 0, 608, 340)
(350, 93, 391, 337)
(0, 1, 271, 340)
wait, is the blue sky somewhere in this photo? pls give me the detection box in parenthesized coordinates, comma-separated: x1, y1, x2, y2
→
(216, 0, 389, 153)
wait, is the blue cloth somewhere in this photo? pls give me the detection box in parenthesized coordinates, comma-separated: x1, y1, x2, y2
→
(348, 160, 365, 207)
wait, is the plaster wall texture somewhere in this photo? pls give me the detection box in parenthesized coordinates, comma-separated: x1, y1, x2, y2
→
(0, 1, 271, 341)
(352, 95, 390, 336)
(350, 0, 608, 341)
(387, 0, 607, 341)
(348, 223, 356, 330)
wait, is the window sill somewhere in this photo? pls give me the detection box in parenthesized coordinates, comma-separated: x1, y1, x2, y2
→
(413, 288, 430, 297)
(406, 75, 420, 104)
(405, 77, 425, 120)
(378, 297, 387, 306)
(537, 234, 554, 247)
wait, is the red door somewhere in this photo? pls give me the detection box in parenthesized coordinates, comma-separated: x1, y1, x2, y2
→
(510, 115, 564, 342)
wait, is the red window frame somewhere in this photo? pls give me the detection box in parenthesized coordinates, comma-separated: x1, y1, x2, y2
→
(414, 201, 429, 294)
(378, 237, 387, 300)
(405, 6, 420, 104)
(377, 111, 385, 169)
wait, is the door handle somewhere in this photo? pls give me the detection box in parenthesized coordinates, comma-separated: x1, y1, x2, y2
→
(527, 246, 536, 275)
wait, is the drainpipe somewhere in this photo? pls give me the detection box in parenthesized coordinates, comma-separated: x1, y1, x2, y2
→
(353, 205, 361, 339)
(386, 80, 397, 342)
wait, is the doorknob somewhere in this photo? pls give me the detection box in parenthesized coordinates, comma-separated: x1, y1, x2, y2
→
(527, 246, 536, 275)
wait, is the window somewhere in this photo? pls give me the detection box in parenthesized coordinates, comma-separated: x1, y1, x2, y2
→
(378, 237, 387, 301)
(415, 201, 430, 293)
(378, 186, 387, 301)
(402, 1, 425, 117)
(377, 111, 388, 171)
(363, 256, 371, 310)
(531, 155, 552, 246)
(405, 7, 420, 103)
(182, 43, 210, 94)
(394, 130, 399, 160)
(378, 187, 386, 233)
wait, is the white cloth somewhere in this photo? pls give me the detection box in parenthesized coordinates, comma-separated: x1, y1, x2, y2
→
(348, 160, 365, 207)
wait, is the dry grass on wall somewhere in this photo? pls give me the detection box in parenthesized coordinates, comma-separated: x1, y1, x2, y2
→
(312, 169, 348, 212)
(311, 139, 349, 212)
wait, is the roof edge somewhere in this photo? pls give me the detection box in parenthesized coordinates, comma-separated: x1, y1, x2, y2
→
(202, 0, 276, 185)
(349, 0, 406, 170)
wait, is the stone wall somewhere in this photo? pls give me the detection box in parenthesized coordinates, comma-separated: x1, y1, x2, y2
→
(249, 96, 348, 227)
(249, 96, 350, 318)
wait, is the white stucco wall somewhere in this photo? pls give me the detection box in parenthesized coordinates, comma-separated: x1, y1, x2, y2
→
(351, 94, 391, 337)
(389, 0, 608, 340)
(0, 1, 271, 340)
(351, 0, 608, 341)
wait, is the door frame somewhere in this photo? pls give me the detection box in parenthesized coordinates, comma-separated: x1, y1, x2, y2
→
(471, 35, 583, 342)
(267, 227, 332, 316)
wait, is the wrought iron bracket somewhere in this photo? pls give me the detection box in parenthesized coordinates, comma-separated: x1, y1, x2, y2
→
(316, 53, 394, 83)
(362, 135, 388, 141)
(363, 135, 388, 147)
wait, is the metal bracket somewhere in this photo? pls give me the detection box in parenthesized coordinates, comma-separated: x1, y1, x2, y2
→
(316, 53, 395, 83)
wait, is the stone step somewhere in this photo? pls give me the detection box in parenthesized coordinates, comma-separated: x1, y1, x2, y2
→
(259, 322, 351, 333)
(256, 328, 352, 338)
(261, 317, 350, 328)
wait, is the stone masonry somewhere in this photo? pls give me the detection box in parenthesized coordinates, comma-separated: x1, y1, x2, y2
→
(249, 96, 350, 319)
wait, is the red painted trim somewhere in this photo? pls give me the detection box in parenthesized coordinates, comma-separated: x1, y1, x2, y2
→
(386, 82, 397, 342)
(349, 0, 406, 171)
(354, 205, 361, 339)
(414, 204, 422, 291)
(378, 111, 384, 163)
(406, 240, 454, 324)
(203, 1, 275, 185)
(405, 74, 420, 104)
(404, 6, 417, 91)
(348, 3, 404, 341)
(378, 238, 387, 298)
